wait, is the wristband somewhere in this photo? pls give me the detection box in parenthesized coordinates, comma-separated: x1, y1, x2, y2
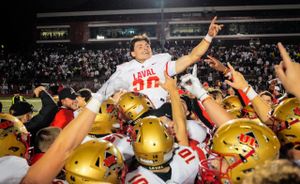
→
(200, 95, 212, 104)
(86, 95, 104, 113)
(204, 34, 213, 43)
(242, 85, 251, 93)
(246, 86, 258, 101)
(199, 93, 210, 102)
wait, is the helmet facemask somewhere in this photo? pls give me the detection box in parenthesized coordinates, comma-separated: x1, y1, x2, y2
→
(272, 98, 300, 145)
(201, 119, 280, 184)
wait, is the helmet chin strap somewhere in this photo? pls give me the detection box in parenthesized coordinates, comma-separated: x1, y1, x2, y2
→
(141, 159, 172, 171)
(200, 149, 256, 184)
(140, 148, 178, 171)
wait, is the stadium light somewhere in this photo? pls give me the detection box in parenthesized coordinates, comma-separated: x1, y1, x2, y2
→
(96, 35, 105, 40)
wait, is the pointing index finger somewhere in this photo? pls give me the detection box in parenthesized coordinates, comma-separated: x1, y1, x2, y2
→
(278, 42, 292, 66)
(227, 62, 235, 72)
(211, 16, 217, 24)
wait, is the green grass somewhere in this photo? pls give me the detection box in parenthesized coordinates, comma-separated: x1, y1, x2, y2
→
(0, 97, 42, 114)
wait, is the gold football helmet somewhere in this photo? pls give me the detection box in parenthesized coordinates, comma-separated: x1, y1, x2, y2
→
(64, 140, 124, 184)
(89, 98, 119, 135)
(222, 95, 243, 118)
(202, 119, 280, 184)
(132, 117, 174, 169)
(117, 92, 154, 121)
(0, 113, 29, 158)
(272, 97, 300, 145)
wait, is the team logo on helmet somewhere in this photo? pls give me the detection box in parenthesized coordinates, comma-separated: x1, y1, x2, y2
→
(293, 107, 300, 116)
(238, 132, 259, 149)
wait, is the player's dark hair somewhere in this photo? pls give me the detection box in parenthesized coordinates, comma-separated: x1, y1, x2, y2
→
(129, 34, 151, 57)
(259, 91, 274, 101)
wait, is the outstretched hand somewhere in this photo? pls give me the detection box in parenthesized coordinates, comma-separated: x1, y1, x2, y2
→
(225, 63, 249, 90)
(33, 86, 46, 97)
(204, 55, 227, 72)
(111, 89, 127, 103)
(275, 42, 300, 97)
(207, 16, 224, 37)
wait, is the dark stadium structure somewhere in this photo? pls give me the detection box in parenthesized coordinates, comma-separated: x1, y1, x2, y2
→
(33, 0, 300, 47)
(0, 0, 299, 95)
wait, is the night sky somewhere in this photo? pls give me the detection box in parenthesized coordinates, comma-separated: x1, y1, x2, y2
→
(0, 0, 298, 52)
(0, 0, 35, 52)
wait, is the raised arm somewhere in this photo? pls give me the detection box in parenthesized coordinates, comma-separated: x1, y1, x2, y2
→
(175, 16, 223, 74)
(204, 55, 228, 74)
(97, 68, 130, 98)
(275, 42, 300, 101)
(160, 71, 189, 146)
(180, 74, 234, 128)
(204, 56, 250, 105)
(225, 63, 273, 125)
(25, 86, 58, 133)
(22, 94, 106, 184)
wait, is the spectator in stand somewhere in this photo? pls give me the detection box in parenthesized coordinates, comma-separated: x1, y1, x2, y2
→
(203, 82, 210, 90)
(50, 87, 79, 129)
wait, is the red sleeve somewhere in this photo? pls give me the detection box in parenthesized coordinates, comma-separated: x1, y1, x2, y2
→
(237, 89, 250, 106)
(230, 75, 250, 106)
(197, 101, 215, 128)
(50, 109, 74, 129)
(30, 153, 44, 165)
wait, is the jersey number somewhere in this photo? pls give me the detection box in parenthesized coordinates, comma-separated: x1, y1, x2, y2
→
(133, 76, 159, 91)
(178, 148, 195, 164)
(104, 133, 124, 143)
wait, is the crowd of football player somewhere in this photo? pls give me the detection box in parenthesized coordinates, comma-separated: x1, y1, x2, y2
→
(1, 17, 300, 184)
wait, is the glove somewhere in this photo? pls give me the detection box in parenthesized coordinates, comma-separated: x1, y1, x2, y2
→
(192, 64, 197, 77)
(180, 74, 208, 101)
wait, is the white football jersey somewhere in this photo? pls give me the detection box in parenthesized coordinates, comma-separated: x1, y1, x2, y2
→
(97, 53, 176, 108)
(187, 120, 214, 157)
(0, 156, 29, 184)
(82, 133, 134, 161)
(125, 145, 200, 184)
(186, 120, 207, 144)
